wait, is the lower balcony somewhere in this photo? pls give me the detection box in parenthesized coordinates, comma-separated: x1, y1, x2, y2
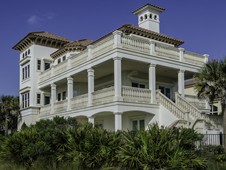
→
(40, 86, 152, 116)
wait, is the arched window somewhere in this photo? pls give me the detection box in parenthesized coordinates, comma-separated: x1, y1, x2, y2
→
(144, 14, 147, 19)
(149, 14, 152, 19)
(140, 16, 143, 21)
(154, 15, 157, 20)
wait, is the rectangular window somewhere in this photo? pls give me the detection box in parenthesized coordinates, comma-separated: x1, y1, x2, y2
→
(57, 58, 61, 64)
(58, 93, 61, 101)
(22, 64, 30, 80)
(44, 96, 50, 105)
(37, 93, 41, 104)
(21, 92, 30, 109)
(37, 60, 41, 70)
(132, 119, 145, 131)
(44, 62, 50, 70)
(62, 56, 66, 61)
(62, 91, 66, 100)
(132, 82, 145, 88)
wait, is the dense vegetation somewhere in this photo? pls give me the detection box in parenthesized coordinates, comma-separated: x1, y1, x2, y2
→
(0, 116, 208, 170)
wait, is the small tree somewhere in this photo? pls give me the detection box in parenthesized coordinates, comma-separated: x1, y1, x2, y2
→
(195, 59, 226, 151)
(0, 95, 20, 135)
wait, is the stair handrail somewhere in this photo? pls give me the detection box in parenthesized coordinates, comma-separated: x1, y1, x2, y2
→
(156, 90, 186, 120)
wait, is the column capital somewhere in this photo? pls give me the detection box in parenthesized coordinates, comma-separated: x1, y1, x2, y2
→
(67, 77, 73, 81)
(113, 56, 122, 61)
(87, 68, 94, 73)
(87, 45, 94, 49)
(203, 54, 209, 63)
(51, 83, 56, 88)
(149, 63, 156, 67)
(178, 47, 185, 52)
(178, 69, 185, 73)
(112, 30, 122, 36)
(114, 112, 123, 115)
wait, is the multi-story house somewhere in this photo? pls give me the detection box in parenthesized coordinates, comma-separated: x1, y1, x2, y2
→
(13, 4, 222, 134)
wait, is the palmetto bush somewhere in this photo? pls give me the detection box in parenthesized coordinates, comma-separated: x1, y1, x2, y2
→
(58, 124, 122, 170)
(0, 118, 207, 170)
(118, 124, 206, 170)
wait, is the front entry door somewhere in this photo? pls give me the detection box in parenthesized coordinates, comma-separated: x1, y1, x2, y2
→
(159, 86, 171, 99)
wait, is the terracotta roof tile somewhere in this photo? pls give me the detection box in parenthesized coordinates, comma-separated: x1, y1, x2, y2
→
(118, 24, 184, 47)
(31, 31, 71, 42)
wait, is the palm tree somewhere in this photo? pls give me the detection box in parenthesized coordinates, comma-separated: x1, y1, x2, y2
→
(0, 95, 20, 135)
(194, 59, 226, 150)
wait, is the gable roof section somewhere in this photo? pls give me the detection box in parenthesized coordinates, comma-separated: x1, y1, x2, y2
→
(51, 39, 93, 59)
(13, 31, 71, 52)
(118, 24, 184, 47)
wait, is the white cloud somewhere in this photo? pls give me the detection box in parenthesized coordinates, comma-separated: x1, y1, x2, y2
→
(27, 12, 56, 26)
(27, 15, 42, 25)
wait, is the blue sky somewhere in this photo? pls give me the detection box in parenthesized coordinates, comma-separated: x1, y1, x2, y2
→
(1, 0, 226, 96)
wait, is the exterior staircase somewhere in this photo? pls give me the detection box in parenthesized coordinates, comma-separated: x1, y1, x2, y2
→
(156, 90, 222, 132)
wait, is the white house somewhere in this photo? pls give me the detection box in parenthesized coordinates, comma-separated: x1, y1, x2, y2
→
(13, 4, 222, 134)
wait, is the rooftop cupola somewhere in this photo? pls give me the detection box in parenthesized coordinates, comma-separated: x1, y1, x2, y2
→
(133, 4, 165, 33)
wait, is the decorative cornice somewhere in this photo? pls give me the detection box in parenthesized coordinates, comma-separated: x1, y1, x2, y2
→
(13, 31, 71, 52)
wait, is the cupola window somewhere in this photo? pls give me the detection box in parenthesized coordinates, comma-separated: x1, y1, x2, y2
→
(140, 16, 143, 21)
(144, 14, 147, 19)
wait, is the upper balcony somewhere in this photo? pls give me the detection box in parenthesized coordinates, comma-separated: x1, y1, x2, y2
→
(39, 31, 207, 86)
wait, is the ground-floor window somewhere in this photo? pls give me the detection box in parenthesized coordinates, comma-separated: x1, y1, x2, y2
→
(21, 92, 30, 109)
(132, 119, 145, 131)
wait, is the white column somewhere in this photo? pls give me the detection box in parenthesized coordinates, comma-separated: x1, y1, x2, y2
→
(87, 45, 93, 60)
(51, 83, 56, 114)
(150, 40, 156, 55)
(114, 112, 122, 131)
(149, 64, 156, 103)
(203, 54, 209, 63)
(88, 116, 95, 127)
(113, 30, 122, 48)
(67, 77, 73, 111)
(114, 56, 122, 101)
(41, 91, 45, 106)
(87, 68, 94, 106)
(178, 70, 185, 97)
(67, 55, 72, 69)
(179, 48, 185, 62)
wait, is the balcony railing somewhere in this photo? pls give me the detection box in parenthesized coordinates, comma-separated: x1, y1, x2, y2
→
(39, 86, 152, 117)
(39, 33, 206, 84)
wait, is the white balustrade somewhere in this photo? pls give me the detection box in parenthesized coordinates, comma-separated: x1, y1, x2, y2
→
(92, 35, 114, 58)
(155, 43, 180, 60)
(53, 61, 67, 76)
(54, 100, 67, 113)
(184, 94, 206, 109)
(40, 104, 51, 116)
(122, 86, 151, 103)
(184, 51, 204, 66)
(71, 94, 88, 110)
(93, 86, 115, 105)
(71, 51, 88, 67)
(156, 90, 185, 120)
(175, 93, 202, 120)
(121, 35, 150, 54)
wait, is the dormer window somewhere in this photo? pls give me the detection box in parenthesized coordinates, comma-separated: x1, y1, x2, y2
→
(144, 14, 147, 19)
